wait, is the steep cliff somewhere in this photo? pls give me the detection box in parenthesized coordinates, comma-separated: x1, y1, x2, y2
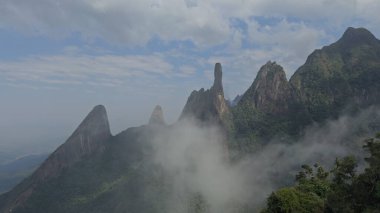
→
(180, 63, 232, 129)
(0, 105, 111, 212)
(233, 62, 310, 143)
(239, 61, 294, 115)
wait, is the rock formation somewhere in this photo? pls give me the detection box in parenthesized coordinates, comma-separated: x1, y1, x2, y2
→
(2, 27, 380, 213)
(149, 105, 165, 125)
(239, 61, 294, 115)
(34, 105, 111, 180)
(0, 105, 111, 212)
(180, 63, 231, 128)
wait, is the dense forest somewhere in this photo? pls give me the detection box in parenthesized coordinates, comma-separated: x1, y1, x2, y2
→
(262, 133, 380, 212)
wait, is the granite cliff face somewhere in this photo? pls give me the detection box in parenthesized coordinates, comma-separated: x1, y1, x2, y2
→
(0, 105, 111, 212)
(180, 63, 231, 128)
(233, 62, 310, 141)
(35, 105, 111, 179)
(239, 61, 294, 115)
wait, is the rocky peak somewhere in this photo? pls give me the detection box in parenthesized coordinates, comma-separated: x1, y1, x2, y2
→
(255, 61, 287, 87)
(180, 63, 231, 126)
(70, 105, 111, 138)
(339, 27, 377, 45)
(289, 27, 380, 122)
(239, 61, 292, 114)
(0, 105, 112, 211)
(212, 62, 223, 94)
(35, 105, 111, 180)
(149, 105, 165, 125)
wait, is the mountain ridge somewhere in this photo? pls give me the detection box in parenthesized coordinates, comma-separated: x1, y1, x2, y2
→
(1, 27, 380, 213)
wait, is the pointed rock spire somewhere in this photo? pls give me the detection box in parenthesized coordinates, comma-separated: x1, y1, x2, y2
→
(70, 105, 111, 139)
(34, 105, 111, 180)
(149, 105, 165, 125)
(212, 62, 223, 94)
(180, 63, 231, 128)
(0, 105, 112, 211)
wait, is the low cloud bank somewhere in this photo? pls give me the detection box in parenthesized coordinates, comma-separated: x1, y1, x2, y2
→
(149, 107, 380, 212)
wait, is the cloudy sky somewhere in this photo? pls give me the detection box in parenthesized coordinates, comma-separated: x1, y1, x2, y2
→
(1, 0, 380, 154)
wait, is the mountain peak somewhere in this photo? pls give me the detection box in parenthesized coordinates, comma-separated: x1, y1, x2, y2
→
(255, 61, 287, 83)
(180, 62, 231, 127)
(35, 105, 111, 180)
(212, 62, 223, 94)
(149, 105, 165, 125)
(71, 105, 110, 136)
(239, 61, 292, 114)
(339, 27, 377, 45)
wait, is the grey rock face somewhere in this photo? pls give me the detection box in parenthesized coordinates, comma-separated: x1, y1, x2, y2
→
(240, 61, 294, 114)
(180, 63, 230, 125)
(0, 105, 112, 212)
(213, 62, 223, 94)
(149, 105, 165, 125)
(35, 105, 111, 180)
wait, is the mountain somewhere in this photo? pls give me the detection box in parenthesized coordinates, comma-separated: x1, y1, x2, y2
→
(232, 27, 380, 146)
(148, 105, 166, 125)
(0, 105, 111, 212)
(1, 27, 380, 213)
(180, 63, 232, 130)
(229, 94, 242, 107)
(290, 27, 380, 121)
(239, 61, 294, 115)
(232, 62, 310, 144)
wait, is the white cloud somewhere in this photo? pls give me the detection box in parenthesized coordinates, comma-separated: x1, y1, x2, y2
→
(0, 53, 175, 88)
(246, 19, 327, 74)
(0, 0, 231, 47)
(2, 0, 379, 48)
(177, 65, 197, 77)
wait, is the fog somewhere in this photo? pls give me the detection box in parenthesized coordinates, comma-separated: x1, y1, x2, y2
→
(149, 106, 380, 212)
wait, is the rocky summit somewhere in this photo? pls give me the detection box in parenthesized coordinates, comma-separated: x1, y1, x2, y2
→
(0, 105, 111, 212)
(239, 61, 293, 115)
(180, 62, 231, 129)
(233, 27, 380, 142)
(35, 104, 111, 180)
(290, 27, 380, 121)
(148, 105, 165, 125)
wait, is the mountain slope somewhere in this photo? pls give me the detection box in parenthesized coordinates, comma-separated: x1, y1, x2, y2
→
(0, 105, 112, 212)
(290, 27, 380, 121)
(233, 27, 380, 147)
(232, 62, 310, 145)
(0, 154, 47, 194)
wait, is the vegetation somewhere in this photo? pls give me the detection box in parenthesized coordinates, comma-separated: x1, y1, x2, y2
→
(262, 133, 380, 212)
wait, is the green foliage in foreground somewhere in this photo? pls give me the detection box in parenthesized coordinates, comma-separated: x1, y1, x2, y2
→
(262, 133, 380, 213)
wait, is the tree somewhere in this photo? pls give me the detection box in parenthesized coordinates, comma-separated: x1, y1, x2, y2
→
(263, 133, 380, 213)
(265, 187, 324, 213)
(326, 156, 357, 212)
(351, 133, 380, 211)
